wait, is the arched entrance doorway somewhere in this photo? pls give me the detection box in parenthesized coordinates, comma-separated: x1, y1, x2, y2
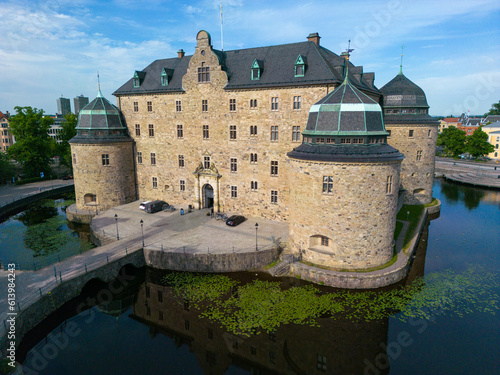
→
(203, 184, 214, 208)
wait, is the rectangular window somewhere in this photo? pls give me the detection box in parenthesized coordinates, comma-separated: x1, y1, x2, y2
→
(147, 101, 152, 112)
(270, 126, 279, 142)
(158, 290, 163, 302)
(204, 156, 210, 169)
(180, 180, 185, 191)
(229, 99, 236, 112)
(135, 124, 140, 136)
(293, 96, 301, 110)
(203, 125, 209, 139)
(137, 151, 142, 164)
(178, 155, 184, 167)
(151, 152, 156, 165)
(231, 185, 237, 198)
(340, 138, 351, 144)
(251, 181, 258, 191)
(353, 138, 364, 144)
(202, 99, 208, 112)
(72, 153, 76, 164)
(317, 354, 327, 371)
(321, 237, 329, 246)
(159, 311, 164, 321)
(416, 150, 423, 161)
(250, 125, 257, 136)
(409, 129, 414, 137)
(208, 328, 214, 340)
(428, 129, 432, 138)
(185, 320, 190, 331)
(102, 154, 109, 166)
(250, 99, 257, 108)
(271, 97, 278, 111)
(271, 190, 278, 204)
(176, 100, 182, 112)
(148, 124, 154, 137)
(152, 177, 158, 189)
(145, 286, 150, 298)
(198, 63, 210, 82)
(251, 346, 257, 356)
(271, 160, 278, 176)
(250, 153, 257, 163)
(386, 175, 393, 194)
(292, 126, 301, 142)
(230, 125, 237, 140)
(133, 102, 138, 112)
(230, 158, 237, 172)
(177, 124, 183, 138)
(322, 176, 333, 194)
(146, 306, 151, 316)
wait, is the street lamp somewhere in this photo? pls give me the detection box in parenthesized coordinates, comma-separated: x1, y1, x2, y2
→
(140, 219, 144, 247)
(255, 223, 259, 251)
(114, 214, 119, 240)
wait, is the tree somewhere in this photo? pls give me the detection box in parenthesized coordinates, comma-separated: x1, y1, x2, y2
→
(484, 100, 500, 117)
(0, 152, 15, 184)
(7, 106, 53, 178)
(465, 126, 495, 158)
(437, 126, 466, 158)
(57, 113, 78, 171)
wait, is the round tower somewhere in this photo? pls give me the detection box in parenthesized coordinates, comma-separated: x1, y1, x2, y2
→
(287, 76, 404, 270)
(69, 89, 136, 212)
(380, 70, 439, 204)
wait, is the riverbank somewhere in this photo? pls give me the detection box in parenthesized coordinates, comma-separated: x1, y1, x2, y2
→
(435, 158, 500, 189)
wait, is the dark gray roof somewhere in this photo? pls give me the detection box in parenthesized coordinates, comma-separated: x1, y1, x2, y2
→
(483, 121, 500, 128)
(304, 76, 386, 136)
(379, 73, 429, 108)
(113, 41, 380, 96)
(69, 90, 132, 144)
(287, 143, 404, 163)
(485, 115, 500, 123)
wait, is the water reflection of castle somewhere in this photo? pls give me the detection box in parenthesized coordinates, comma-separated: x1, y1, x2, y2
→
(128, 223, 429, 375)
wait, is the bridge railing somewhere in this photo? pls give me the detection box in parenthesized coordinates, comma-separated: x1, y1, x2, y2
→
(0, 183, 74, 208)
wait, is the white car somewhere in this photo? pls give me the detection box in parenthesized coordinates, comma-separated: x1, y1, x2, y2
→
(139, 201, 151, 210)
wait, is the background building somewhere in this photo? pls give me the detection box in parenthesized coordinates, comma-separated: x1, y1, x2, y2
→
(74, 95, 89, 116)
(0, 111, 13, 152)
(56, 96, 71, 116)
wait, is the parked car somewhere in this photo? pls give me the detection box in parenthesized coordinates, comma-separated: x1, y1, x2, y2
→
(143, 200, 167, 213)
(225, 215, 246, 226)
(62, 175, 73, 180)
(139, 201, 151, 210)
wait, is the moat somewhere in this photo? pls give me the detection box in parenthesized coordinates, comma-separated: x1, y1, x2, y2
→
(5, 179, 500, 374)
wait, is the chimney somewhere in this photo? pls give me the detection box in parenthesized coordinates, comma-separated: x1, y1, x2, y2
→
(177, 49, 185, 58)
(307, 33, 321, 46)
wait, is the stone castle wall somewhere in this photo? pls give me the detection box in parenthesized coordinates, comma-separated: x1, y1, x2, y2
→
(288, 159, 401, 270)
(386, 123, 438, 204)
(71, 142, 137, 211)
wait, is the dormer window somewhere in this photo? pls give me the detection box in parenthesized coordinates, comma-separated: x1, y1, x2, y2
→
(161, 69, 168, 86)
(133, 71, 145, 88)
(251, 59, 263, 80)
(294, 55, 306, 77)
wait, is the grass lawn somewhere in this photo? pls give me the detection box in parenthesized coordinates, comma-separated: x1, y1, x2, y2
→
(397, 204, 425, 253)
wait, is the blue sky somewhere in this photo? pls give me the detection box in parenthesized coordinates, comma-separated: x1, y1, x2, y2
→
(1, 0, 499, 116)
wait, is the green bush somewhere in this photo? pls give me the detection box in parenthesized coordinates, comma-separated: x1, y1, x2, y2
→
(15, 176, 45, 185)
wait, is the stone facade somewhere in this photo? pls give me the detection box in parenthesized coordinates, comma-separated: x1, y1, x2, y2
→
(386, 124, 437, 204)
(71, 142, 136, 211)
(289, 159, 401, 270)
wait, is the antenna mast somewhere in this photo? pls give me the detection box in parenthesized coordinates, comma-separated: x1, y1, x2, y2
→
(399, 43, 405, 74)
(220, 3, 224, 52)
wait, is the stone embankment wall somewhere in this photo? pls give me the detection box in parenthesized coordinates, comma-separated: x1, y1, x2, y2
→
(143, 246, 280, 272)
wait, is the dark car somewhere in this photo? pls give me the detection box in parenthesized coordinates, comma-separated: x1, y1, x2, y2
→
(226, 215, 246, 226)
(62, 175, 73, 180)
(143, 200, 167, 213)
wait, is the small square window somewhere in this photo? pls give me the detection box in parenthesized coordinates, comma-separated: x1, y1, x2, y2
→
(322, 176, 333, 194)
(409, 129, 414, 137)
(102, 154, 109, 166)
(250, 125, 258, 136)
(250, 99, 258, 108)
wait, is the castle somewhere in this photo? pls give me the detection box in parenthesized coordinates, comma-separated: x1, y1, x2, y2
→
(69, 31, 438, 271)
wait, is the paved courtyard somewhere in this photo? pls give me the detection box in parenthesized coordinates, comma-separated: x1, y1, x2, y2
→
(92, 200, 289, 254)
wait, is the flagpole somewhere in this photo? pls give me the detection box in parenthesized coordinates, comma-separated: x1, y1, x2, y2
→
(220, 3, 224, 52)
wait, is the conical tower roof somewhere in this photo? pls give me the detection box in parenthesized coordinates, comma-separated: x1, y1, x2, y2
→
(69, 89, 132, 144)
(288, 76, 404, 163)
